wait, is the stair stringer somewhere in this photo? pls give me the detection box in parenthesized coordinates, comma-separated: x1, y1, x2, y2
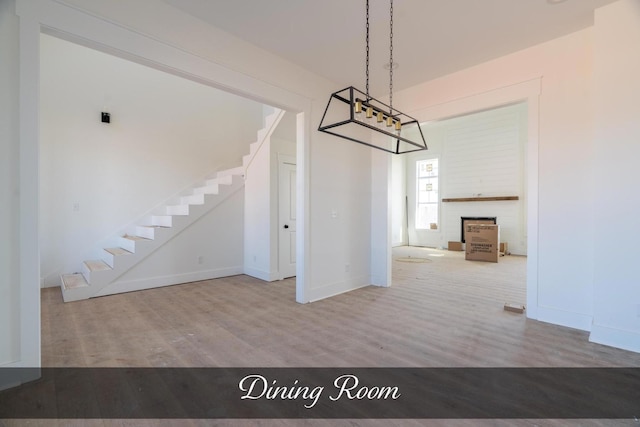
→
(243, 108, 285, 176)
(60, 174, 243, 301)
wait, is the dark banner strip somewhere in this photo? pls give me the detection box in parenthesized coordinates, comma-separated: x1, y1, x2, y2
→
(1, 368, 639, 419)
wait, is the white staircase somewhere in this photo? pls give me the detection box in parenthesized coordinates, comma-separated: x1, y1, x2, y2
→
(60, 108, 285, 302)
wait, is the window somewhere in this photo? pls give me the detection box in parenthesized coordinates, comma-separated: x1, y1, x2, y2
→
(416, 159, 439, 229)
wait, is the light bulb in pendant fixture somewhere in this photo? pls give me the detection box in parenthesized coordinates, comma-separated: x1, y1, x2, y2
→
(386, 116, 393, 127)
(354, 100, 363, 122)
(366, 106, 373, 119)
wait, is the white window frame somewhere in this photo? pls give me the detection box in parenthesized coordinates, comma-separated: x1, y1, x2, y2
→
(415, 157, 440, 231)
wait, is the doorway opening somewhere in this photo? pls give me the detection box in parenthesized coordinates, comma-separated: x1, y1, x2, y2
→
(391, 102, 529, 309)
(39, 33, 304, 302)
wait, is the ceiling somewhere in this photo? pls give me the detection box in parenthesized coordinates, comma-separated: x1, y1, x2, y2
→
(163, 0, 617, 96)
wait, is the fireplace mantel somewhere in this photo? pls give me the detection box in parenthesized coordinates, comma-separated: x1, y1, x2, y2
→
(442, 196, 519, 202)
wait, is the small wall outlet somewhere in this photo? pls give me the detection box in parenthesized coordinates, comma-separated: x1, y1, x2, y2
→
(101, 112, 110, 123)
(331, 210, 338, 218)
(197, 256, 203, 265)
(73, 202, 80, 212)
(345, 264, 350, 273)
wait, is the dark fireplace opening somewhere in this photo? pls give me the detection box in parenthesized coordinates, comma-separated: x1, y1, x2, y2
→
(461, 217, 497, 243)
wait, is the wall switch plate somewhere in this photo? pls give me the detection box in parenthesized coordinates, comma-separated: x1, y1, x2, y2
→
(331, 210, 338, 218)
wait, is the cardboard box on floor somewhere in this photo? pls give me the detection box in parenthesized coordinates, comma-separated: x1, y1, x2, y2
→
(465, 224, 499, 263)
(448, 241, 463, 251)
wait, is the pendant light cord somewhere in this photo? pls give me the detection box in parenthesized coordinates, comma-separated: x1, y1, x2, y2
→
(389, 0, 394, 114)
(365, 0, 394, 110)
(365, 0, 370, 101)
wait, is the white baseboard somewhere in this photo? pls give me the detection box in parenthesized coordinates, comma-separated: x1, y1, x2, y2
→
(306, 275, 370, 303)
(589, 324, 640, 354)
(243, 266, 279, 282)
(243, 267, 269, 281)
(96, 266, 243, 297)
(537, 306, 593, 332)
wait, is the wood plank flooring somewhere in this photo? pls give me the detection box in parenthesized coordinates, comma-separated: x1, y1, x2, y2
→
(40, 246, 638, 369)
(7, 246, 638, 426)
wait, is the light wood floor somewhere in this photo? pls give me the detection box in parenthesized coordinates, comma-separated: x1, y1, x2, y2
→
(9, 246, 639, 426)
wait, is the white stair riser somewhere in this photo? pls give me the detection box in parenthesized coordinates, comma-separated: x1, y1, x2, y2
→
(255, 129, 268, 145)
(193, 185, 219, 195)
(101, 250, 131, 269)
(217, 167, 243, 179)
(180, 194, 205, 205)
(119, 237, 136, 253)
(151, 215, 172, 227)
(81, 262, 90, 283)
(136, 226, 158, 240)
(166, 204, 189, 216)
(103, 252, 116, 268)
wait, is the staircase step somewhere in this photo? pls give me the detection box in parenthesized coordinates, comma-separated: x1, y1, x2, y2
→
(193, 184, 219, 195)
(180, 193, 205, 205)
(105, 247, 132, 256)
(61, 273, 89, 290)
(103, 247, 133, 268)
(217, 167, 244, 178)
(206, 176, 232, 187)
(166, 204, 189, 216)
(255, 129, 268, 147)
(122, 235, 150, 241)
(208, 175, 233, 186)
(120, 234, 152, 253)
(136, 225, 168, 240)
(151, 215, 172, 227)
(82, 260, 112, 285)
(84, 260, 111, 272)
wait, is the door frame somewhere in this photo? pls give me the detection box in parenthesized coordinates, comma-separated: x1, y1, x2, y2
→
(372, 78, 540, 320)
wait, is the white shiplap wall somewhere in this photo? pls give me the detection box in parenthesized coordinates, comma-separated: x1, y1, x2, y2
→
(406, 102, 527, 254)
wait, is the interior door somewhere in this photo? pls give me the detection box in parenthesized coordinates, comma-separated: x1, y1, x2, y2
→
(278, 158, 296, 279)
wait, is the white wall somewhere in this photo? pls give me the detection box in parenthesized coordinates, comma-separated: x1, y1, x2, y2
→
(0, 0, 21, 367)
(39, 33, 263, 287)
(390, 154, 407, 247)
(104, 188, 244, 294)
(590, 0, 640, 353)
(244, 136, 273, 281)
(393, 28, 595, 331)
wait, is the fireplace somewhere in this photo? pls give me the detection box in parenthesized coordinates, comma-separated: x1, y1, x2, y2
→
(461, 217, 496, 243)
